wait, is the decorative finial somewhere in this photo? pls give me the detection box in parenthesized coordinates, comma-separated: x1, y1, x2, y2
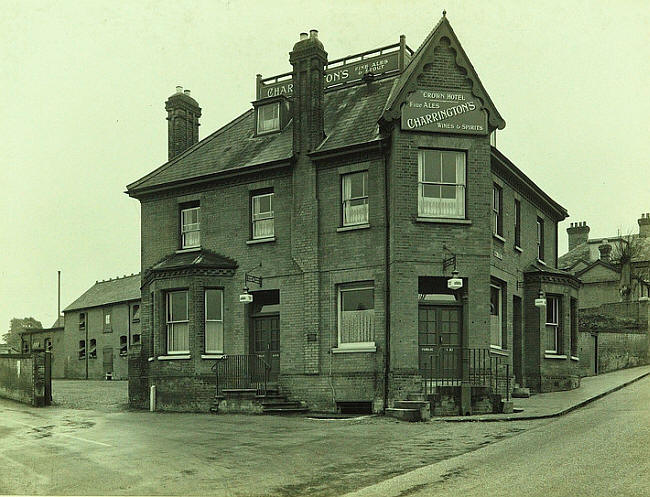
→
(443, 10, 446, 17)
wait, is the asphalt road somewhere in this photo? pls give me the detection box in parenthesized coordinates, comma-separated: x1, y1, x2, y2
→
(345, 375, 650, 497)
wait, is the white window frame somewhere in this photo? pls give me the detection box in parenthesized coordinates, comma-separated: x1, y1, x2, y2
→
(418, 150, 466, 219)
(342, 171, 369, 226)
(166, 290, 190, 355)
(490, 284, 503, 348)
(545, 295, 560, 354)
(337, 285, 375, 349)
(205, 289, 224, 354)
(252, 192, 274, 239)
(181, 206, 200, 249)
(257, 102, 280, 134)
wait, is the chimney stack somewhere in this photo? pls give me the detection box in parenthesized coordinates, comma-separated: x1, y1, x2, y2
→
(289, 29, 327, 154)
(598, 240, 612, 263)
(165, 86, 202, 161)
(638, 212, 650, 238)
(567, 221, 590, 251)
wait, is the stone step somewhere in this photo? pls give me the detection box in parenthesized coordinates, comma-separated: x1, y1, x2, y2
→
(511, 387, 530, 398)
(394, 400, 429, 409)
(262, 407, 309, 415)
(260, 401, 302, 409)
(385, 408, 421, 422)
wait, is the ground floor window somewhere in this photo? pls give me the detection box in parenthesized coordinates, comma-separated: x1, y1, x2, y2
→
(338, 284, 375, 346)
(490, 283, 504, 348)
(79, 340, 86, 359)
(205, 289, 224, 353)
(545, 295, 562, 353)
(119, 336, 127, 356)
(166, 290, 189, 354)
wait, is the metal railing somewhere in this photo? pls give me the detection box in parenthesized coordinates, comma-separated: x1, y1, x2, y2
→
(214, 354, 271, 396)
(423, 346, 510, 400)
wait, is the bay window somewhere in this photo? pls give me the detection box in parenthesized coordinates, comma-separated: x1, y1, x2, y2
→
(418, 149, 466, 219)
(205, 289, 224, 354)
(342, 171, 369, 226)
(166, 290, 189, 354)
(545, 295, 561, 354)
(338, 285, 375, 347)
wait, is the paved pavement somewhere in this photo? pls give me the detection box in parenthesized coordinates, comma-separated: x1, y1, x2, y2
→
(434, 365, 650, 421)
(343, 373, 650, 497)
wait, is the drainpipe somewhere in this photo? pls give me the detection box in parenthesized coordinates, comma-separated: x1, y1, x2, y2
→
(382, 130, 391, 411)
(85, 311, 89, 380)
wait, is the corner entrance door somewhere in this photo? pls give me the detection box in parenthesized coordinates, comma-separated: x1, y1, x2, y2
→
(253, 316, 280, 383)
(418, 305, 462, 380)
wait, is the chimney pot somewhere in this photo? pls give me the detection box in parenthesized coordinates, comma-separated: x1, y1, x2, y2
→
(176, 85, 183, 93)
(300, 32, 308, 40)
(184, 89, 191, 96)
(310, 29, 318, 38)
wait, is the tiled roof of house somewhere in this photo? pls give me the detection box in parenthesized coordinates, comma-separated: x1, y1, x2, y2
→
(559, 236, 650, 270)
(63, 273, 141, 312)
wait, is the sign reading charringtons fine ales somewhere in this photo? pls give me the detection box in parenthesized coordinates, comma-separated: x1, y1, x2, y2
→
(401, 90, 488, 135)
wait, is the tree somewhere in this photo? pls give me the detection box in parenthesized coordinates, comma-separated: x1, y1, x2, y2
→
(2, 317, 43, 351)
(611, 234, 645, 301)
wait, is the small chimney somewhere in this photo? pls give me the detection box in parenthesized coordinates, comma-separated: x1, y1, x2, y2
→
(638, 212, 650, 238)
(165, 86, 202, 161)
(289, 29, 328, 154)
(567, 221, 590, 251)
(598, 240, 612, 262)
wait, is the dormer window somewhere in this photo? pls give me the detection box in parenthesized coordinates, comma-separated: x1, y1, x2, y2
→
(257, 102, 280, 134)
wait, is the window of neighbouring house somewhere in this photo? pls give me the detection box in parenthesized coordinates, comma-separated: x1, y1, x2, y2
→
(537, 217, 545, 261)
(22, 341, 29, 354)
(120, 336, 127, 356)
(342, 171, 369, 226)
(514, 199, 521, 248)
(89, 339, 96, 359)
(257, 102, 280, 134)
(79, 340, 86, 359)
(545, 295, 561, 354)
(490, 283, 504, 348)
(166, 290, 189, 354)
(251, 191, 274, 239)
(131, 333, 141, 345)
(79, 312, 86, 330)
(418, 149, 466, 219)
(570, 297, 578, 357)
(180, 205, 200, 249)
(132, 304, 140, 323)
(338, 284, 375, 347)
(205, 289, 224, 354)
(44, 338, 52, 353)
(493, 184, 503, 237)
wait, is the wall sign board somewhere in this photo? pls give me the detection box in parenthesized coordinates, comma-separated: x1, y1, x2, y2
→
(401, 90, 488, 135)
(259, 51, 400, 99)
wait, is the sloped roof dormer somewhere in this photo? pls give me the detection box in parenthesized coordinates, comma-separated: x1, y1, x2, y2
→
(382, 13, 505, 132)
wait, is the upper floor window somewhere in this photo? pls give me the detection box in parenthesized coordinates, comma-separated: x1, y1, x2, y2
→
(342, 171, 369, 226)
(252, 192, 274, 239)
(537, 217, 545, 261)
(545, 295, 561, 354)
(181, 206, 200, 249)
(22, 341, 30, 354)
(103, 308, 112, 332)
(493, 184, 503, 237)
(166, 290, 189, 354)
(79, 312, 86, 330)
(89, 339, 97, 359)
(514, 199, 521, 248)
(338, 284, 375, 347)
(257, 102, 280, 134)
(205, 289, 224, 354)
(132, 304, 140, 323)
(418, 150, 466, 219)
(44, 338, 52, 353)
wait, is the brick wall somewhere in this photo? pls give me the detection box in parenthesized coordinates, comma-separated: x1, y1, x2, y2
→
(0, 352, 49, 406)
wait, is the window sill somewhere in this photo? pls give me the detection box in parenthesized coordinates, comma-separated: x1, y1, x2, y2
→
(201, 354, 225, 359)
(489, 346, 508, 357)
(416, 217, 471, 225)
(157, 355, 191, 360)
(332, 344, 377, 354)
(148, 357, 155, 362)
(493, 233, 506, 243)
(544, 353, 567, 360)
(176, 247, 201, 254)
(536, 258, 547, 266)
(247, 236, 276, 245)
(337, 223, 370, 232)
(514, 245, 523, 253)
(570, 356, 580, 362)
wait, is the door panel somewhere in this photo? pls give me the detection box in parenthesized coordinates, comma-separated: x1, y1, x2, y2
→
(253, 316, 280, 382)
(418, 305, 461, 380)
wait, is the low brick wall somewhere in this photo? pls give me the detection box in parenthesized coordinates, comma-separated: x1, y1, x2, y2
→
(0, 353, 37, 405)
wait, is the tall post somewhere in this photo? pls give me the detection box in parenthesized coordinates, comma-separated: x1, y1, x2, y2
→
(460, 290, 471, 415)
(57, 270, 61, 318)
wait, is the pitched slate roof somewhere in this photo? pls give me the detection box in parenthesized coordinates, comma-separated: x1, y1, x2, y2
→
(128, 77, 397, 194)
(559, 236, 650, 270)
(150, 250, 237, 272)
(63, 273, 141, 312)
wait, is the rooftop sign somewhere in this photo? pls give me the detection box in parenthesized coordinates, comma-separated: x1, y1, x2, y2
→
(258, 48, 403, 100)
(401, 90, 488, 135)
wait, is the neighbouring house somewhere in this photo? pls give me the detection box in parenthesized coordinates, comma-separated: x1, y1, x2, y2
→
(0, 343, 19, 354)
(559, 215, 650, 375)
(62, 274, 141, 380)
(126, 15, 581, 414)
(19, 316, 65, 378)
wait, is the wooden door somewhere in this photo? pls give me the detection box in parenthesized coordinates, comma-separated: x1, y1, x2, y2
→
(418, 305, 462, 380)
(252, 315, 280, 383)
(102, 348, 113, 376)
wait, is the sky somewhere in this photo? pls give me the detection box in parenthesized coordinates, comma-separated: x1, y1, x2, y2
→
(1, 0, 648, 336)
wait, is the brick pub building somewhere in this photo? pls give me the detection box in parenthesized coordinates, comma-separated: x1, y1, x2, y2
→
(127, 14, 580, 413)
